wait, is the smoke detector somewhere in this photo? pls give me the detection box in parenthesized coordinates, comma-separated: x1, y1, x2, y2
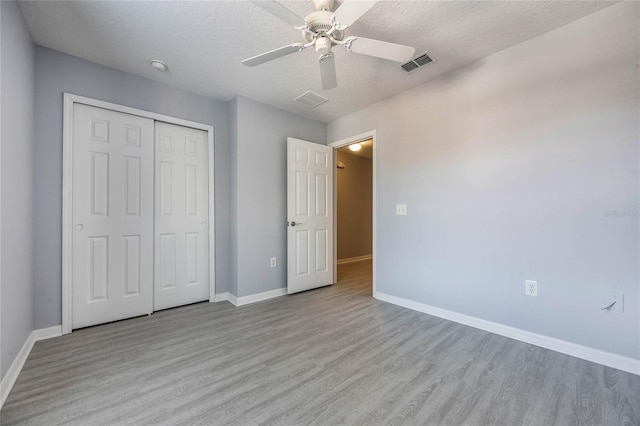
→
(150, 60, 168, 72)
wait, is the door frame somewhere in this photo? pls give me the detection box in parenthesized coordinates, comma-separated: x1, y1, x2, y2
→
(62, 93, 216, 334)
(328, 130, 377, 296)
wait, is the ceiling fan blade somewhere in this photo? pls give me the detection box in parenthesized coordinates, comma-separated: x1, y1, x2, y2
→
(319, 53, 337, 90)
(346, 37, 415, 63)
(251, 0, 307, 28)
(242, 43, 304, 67)
(332, 0, 378, 27)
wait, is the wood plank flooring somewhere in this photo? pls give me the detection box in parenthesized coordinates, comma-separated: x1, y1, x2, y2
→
(2, 260, 639, 425)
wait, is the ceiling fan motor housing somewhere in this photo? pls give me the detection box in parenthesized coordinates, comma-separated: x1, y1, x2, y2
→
(303, 10, 344, 43)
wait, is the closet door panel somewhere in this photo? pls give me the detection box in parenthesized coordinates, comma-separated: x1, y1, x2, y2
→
(72, 104, 154, 329)
(154, 122, 209, 310)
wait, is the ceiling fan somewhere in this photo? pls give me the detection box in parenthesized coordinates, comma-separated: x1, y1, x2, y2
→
(242, 0, 416, 90)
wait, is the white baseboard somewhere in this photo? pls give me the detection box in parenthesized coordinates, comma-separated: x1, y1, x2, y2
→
(0, 333, 34, 408)
(215, 289, 286, 307)
(1, 326, 63, 408)
(227, 293, 238, 306)
(213, 292, 230, 303)
(375, 291, 640, 376)
(33, 325, 62, 341)
(337, 255, 372, 265)
(236, 288, 287, 306)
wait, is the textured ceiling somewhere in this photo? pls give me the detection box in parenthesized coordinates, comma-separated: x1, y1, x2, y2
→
(20, 1, 616, 123)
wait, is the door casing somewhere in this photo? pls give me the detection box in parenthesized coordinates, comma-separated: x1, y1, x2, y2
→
(62, 93, 215, 334)
(328, 130, 377, 296)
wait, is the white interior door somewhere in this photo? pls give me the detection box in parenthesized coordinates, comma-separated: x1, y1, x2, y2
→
(287, 138, 334, 294)
(154, 122, 209, 310)
(72, 104, 154, 329)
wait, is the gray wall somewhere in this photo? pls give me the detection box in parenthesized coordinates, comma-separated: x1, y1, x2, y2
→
(233, 96, 326, 297)
(328, 2, 640, 359)
(1, 1, 36, 379)
(33, 47, 232, 329)
(337, 150, 372, 260)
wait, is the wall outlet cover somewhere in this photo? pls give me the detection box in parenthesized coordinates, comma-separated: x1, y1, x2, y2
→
(525, 280, 538, 296)
(270, 257, 277, 268)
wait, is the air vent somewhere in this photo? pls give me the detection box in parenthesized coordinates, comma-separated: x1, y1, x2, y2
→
(295, 91, 329, 108)
(400, 52, 434, 74)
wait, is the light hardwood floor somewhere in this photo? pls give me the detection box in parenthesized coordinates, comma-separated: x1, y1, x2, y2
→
(2, 260, 639, 425)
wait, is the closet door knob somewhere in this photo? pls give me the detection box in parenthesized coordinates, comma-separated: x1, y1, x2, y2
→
(74, 224, 84, 231)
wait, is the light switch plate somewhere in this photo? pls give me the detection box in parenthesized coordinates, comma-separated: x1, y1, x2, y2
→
(396, 204, 407, 215)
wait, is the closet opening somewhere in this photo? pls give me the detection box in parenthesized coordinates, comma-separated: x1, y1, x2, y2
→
(61, 93, 216, 334)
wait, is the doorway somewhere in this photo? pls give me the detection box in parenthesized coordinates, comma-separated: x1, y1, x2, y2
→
(328, 131, 376, 295)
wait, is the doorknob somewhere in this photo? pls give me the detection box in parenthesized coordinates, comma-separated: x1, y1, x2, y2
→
(74, 224, 84, 231)
(289, 221, 303, 227)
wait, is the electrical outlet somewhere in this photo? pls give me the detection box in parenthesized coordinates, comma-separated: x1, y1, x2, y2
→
(612, 292, 624, 312)
(525, 280, 538, 296)
(396, 204, 407, 215)
(270, 257, 277, 268)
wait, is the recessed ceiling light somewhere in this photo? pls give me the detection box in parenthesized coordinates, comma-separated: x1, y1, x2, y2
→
(349, 143, 362, 152)
(150, 60, 168, 72)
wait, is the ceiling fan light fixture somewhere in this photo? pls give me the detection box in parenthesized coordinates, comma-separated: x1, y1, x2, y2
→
(349, 143, 362, 152)
(315, 36, 332, 55)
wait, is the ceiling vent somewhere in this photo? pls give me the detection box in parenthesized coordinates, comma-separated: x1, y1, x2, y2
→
(295, 91, 329, 108)
(400, 52, 434, 74)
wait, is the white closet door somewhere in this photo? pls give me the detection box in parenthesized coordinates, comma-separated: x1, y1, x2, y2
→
(72, 104, 154, 329)
(154, 122, 209, 310)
